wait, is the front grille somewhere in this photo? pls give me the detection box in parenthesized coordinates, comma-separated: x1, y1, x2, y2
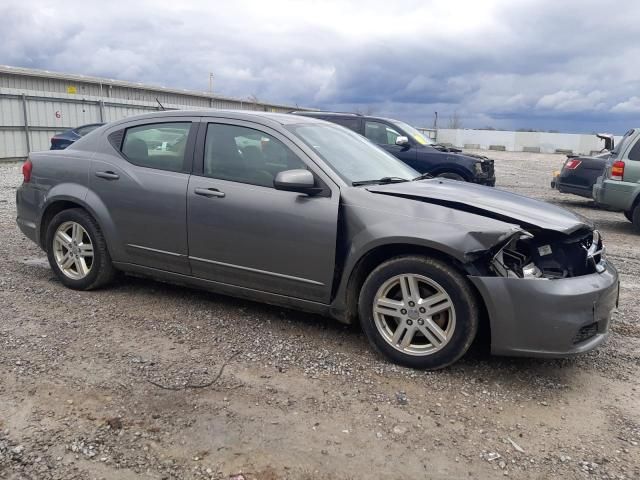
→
(573, 322, 598, 344)
(482, 160, 495, 177)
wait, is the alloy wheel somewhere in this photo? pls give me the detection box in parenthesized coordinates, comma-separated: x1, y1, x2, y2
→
(372, 274, 456, 356)
(52, 221, 94, 280)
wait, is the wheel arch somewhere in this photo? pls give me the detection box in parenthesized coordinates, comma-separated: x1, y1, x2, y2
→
(428, 164, 473, 181)
(630, 189, 640, 213)
(333, 242, 491, 343)
(38, 194, 119, 260)
(39, 199, 85, 249)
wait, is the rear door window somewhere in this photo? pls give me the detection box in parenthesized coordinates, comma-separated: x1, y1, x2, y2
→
(121, 122, 192, 172)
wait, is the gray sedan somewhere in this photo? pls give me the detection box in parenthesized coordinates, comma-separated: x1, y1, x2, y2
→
(16, 111, 619, 369)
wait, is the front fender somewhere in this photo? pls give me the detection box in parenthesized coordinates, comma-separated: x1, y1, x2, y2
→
(428, 161, 474, 179)
(328, 201, 521, 322)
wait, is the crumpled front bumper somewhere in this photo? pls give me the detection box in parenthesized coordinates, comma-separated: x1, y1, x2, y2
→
(469, 262, 619, 357)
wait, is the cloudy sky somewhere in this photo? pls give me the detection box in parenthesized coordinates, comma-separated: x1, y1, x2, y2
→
(1, 0, 639, 133)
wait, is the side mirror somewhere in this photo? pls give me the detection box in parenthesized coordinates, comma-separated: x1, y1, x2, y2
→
(395, 136, 410, 148)
(274, 169, 321, 195)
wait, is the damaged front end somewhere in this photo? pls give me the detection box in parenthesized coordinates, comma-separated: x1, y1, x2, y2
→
(468, 227, 618, 358)
(488, 227, 607, 279)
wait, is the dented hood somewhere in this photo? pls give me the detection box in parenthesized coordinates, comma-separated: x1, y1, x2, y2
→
(367, 179, 593, 234)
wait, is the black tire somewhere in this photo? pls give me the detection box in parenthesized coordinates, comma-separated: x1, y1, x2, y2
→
(46, 208, 116, 290)
(436, 172, 466, 181)
(632, 205, 640, 232)
(624, 208, 634, 222)
(358, 255, 479, 369)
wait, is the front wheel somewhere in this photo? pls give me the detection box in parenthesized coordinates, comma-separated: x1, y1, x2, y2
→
(46, 208, 116, 290)
(358, 256, 479, 369)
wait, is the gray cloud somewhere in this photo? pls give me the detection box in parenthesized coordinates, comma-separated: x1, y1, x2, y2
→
(1, 0, 639, 132)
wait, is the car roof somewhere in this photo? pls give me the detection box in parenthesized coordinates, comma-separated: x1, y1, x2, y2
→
(291, 110, 401, 124)
(106, 109, 323, 128)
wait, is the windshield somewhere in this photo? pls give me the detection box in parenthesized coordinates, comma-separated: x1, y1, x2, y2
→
(288, 123, 418, 184)
(391, 120, 434, 146)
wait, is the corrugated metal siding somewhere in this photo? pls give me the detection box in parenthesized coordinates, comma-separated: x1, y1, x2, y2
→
(29, 130, 59, 152)
(0, 97, 24, 126)
(26, 99, 101, 128)
(1, 130, 28, 157)
(0, 69, 309, 159)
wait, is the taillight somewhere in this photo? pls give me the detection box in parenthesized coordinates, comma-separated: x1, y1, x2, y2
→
(22, 159, 33, 183)
(564, 159, 582, 170)
(611, 161, 625, 181)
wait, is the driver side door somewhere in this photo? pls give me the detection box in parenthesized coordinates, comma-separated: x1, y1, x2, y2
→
(187, 119, 340, 303)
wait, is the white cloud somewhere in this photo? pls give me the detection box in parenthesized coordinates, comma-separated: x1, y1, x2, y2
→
(536, 90, 607, 112)
(2, 0, 640, 132)
(611, 96, 640, 113)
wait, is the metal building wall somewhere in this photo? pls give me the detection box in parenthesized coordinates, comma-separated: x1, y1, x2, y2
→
(0, 66, 306, 160)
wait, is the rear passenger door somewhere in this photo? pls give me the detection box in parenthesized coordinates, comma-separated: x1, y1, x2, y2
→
(364, 120, 417, 165)
(90, 118, 198, 274)
(187, 119, 340, 303)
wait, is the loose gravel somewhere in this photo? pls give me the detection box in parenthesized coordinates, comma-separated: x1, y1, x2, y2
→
(0, 151, 638, 480)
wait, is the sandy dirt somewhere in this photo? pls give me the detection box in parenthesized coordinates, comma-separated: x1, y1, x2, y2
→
(0, 151, 638, 479)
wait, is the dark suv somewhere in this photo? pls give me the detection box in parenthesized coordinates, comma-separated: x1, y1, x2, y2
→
(292, 112, 495, 186)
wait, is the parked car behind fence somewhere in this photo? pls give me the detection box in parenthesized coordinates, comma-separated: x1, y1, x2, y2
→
(50, 123, 105, 150)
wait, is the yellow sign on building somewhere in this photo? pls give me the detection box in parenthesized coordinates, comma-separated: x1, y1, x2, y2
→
(66, 86, 77, 94)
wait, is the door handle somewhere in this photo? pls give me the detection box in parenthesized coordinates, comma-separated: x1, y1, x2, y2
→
(194, 187, 225, 198)
(95, 171, 120, 180)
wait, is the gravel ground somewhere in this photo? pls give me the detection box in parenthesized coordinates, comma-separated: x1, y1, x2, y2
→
(1, 151, 639, 480)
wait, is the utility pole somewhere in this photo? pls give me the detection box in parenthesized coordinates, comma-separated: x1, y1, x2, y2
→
(209, 73, 214, 94)
(433, 111, 438, 130)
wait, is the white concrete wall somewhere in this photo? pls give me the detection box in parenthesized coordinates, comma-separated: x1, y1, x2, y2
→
(436, 129, 622, 155)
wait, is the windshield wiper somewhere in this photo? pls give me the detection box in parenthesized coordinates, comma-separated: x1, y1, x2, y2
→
(352, 176, 409, 186)
(412, 172, 434, 181)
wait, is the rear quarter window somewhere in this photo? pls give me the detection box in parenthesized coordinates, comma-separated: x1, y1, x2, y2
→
(627, 137, 640, 161)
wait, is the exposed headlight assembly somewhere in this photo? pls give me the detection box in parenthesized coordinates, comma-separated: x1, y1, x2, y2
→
(474, 162, 484, 175)
(490, 231, 541, 278)
(491, 229, 605, 279)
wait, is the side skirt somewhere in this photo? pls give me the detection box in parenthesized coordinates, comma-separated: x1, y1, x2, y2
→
(112, 262, 332, 317)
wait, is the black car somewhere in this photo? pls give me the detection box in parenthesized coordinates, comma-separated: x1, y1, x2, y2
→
(551, 134, 614, 199)
(50, 123, 104, 150)
(292, 112, 495, 186)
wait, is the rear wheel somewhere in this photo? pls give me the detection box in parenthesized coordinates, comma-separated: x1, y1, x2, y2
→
(358, 256, 479, 369)
(436, 172, 466, 181)
(46, 209, 116, 290)
(632, 205, 640, 232)
(624, 210, 633, 222)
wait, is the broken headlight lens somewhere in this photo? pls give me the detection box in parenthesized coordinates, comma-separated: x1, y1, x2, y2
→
(474, 162, 484, 175)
